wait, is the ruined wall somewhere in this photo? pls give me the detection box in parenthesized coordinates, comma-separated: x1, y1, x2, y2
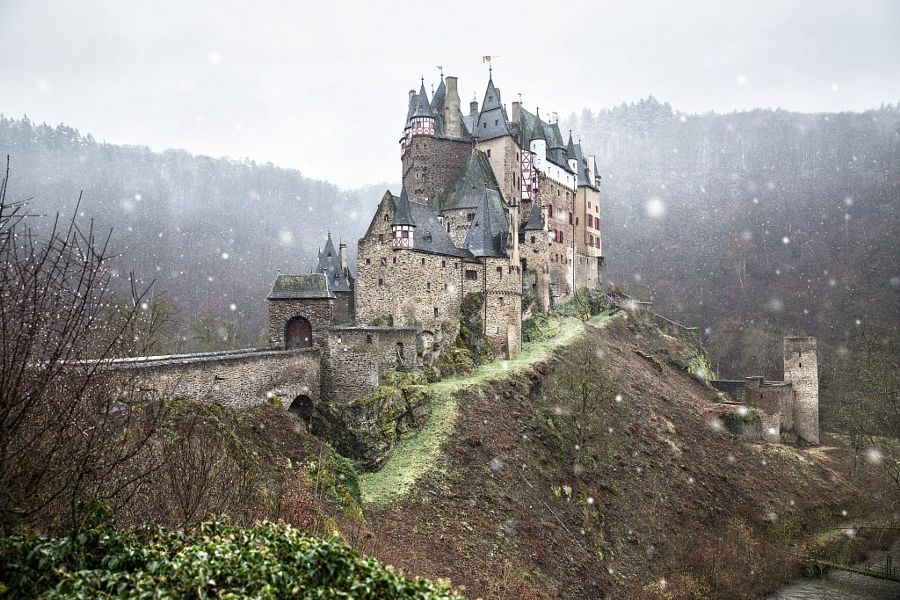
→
(267, 298, 334, 348)
(401, 136, 471, 208)
(574, 253, 603, 291)
(783, 337, 819, 444)
(321, 326, 419, 405)
(110, 348, 321, 411)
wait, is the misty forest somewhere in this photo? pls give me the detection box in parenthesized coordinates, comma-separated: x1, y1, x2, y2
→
(1, 4, 899, 600)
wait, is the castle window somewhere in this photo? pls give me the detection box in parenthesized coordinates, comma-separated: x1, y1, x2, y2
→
(384, 214, 389, 222)
(366, 258, 371, 265)
(494, 119, 498, 126)
(427, 282, 431, 290)
(486, 149, 491, 157)
(443, 283, 448, 291)
(379, 234, 384, 242)
(421, 258, 426, 265)
(441, 260, 446, 268)
(522, 258, 528, 270)
(569, 213, 573, 225)
(380, 257, 387, 267)
(378, 278, 384, 286)
(392, 256, 397, 264)
(576, 217, 579, 226)
(366, 334, 373, 343)
(467, 213, 475, 221)
(496, 267, 503, 280)
(465, 269, 478, 280)
(530, 235, 535, 244)
(434, 307, 439, 317)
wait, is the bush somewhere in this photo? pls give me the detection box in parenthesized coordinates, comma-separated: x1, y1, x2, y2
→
(0, 521, 464, 599)
(670, 348, 716, 382)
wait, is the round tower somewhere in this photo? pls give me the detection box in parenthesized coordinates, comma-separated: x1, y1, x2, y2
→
(783, 337, 819, 445)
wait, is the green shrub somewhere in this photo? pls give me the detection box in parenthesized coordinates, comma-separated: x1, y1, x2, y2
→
(0, 521, 463, 599)
(671, 347, 716, 382)
(723, 412, 746, 435)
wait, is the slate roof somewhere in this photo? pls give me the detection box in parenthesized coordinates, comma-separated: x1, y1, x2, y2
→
(546, 121, 565, 149)
(439, 150, 501, 211)
(268, 273, 335, 299)
(463, 188, 509, 258)
(389, 192, 471, 258)
(518, 107, 546, 149)
(315, 233, 353, 292)
(411, 81, 433, 118)
(572, 142, 597, 190)
(392, 188, 416, 226)
(474, 77, 511, 140)
(523, 203, 546, 231)
(431, 76, 446, 113)
(567, 132, 577, 157)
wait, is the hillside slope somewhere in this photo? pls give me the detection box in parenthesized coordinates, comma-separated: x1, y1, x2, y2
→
(362, 314, 891, 599)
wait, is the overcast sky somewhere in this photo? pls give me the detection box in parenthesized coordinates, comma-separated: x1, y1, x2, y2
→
(2, 0, 899, 187)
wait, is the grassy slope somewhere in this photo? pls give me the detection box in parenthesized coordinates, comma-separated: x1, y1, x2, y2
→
(360, 314, 894, 599)
(361, 315, 614, 506)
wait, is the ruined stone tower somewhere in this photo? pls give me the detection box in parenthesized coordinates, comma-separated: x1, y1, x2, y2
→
(783, 337, 819, 445)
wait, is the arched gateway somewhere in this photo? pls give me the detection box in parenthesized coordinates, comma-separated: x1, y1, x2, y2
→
(284, 316, 313, 349)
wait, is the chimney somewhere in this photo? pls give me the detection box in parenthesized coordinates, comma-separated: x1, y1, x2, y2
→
(339, 243, 348, 272)
(495, 88, 501, 104)
(444, 76, 462, 138)
(470, 99, 478, 115)
(551, 111, 558, 124)
(587, 154, 596, 180)
(408, 89, 416, 103)
(511, 101, 521, 124)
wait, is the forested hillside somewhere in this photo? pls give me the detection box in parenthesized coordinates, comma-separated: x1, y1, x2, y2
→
(563, 101, 899, 425)
(0, 115, 386, 348)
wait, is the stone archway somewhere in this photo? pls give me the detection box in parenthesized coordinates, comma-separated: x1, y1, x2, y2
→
(284, 316, 312, 349)
(288, 394, 314, 431)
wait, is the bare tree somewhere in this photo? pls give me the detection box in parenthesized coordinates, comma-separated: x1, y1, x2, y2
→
(0, 159, 162, 533)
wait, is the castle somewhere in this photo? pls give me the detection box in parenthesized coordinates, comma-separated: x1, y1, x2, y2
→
(105, 68, 818, 467)
(272, 69, 605, 361)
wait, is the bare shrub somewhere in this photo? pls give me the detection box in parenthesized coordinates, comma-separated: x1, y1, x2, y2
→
(0, 160, 161, 533)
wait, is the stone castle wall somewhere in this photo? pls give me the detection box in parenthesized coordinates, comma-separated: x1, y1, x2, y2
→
(482, 257, 523, 357)
(783, 337, 819, 444)
(108, 348, 321, 411)
(332, 291, 354, 325)
(574, 253, 603, 291)
(402, 136, 471, 208)
(321, 326, 419, 406)
(356, 226, 465, 350)
(267, 297, 334, 348)
(538, 175, 576, 302)
(478, 136, 521, 208)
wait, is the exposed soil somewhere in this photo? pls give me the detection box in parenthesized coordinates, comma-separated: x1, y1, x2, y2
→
(362, 319, 896, 599)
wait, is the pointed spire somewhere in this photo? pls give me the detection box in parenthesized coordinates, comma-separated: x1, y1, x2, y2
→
(412, 79, 433, 118)
(566, 131, 576, 156)
(532, 107, 546, 141)
(393, 188, 416, 226)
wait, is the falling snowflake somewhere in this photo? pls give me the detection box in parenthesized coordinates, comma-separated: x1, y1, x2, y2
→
(489, 457, 503, 472)
(866, 448, 883, 464)
(646, 198, 665, 218)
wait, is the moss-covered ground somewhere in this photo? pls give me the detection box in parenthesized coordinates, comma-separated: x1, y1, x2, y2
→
(360, 311, 621, 505)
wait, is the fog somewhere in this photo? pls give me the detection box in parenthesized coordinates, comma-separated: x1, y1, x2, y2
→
(1, 0, 898, 186)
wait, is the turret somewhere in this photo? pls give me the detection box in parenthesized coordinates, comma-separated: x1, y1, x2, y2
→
(339, 242, 348, 272)
(392, 189, 416, 250)
(566, 131, 578, 174)
(410, 79, 435, 137)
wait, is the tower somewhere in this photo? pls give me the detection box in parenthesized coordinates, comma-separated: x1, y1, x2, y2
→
(409, 79, 435, 137)
(391, 189, 415, 250)
(783, 337, 819, 445)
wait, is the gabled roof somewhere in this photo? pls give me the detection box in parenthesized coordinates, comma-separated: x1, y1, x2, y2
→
(439, 150, 501, 211)
(571, 142, 597, 190)
(407, 200, 471, 257)
(546, 121, 565, 149)
(474, 76, 511, 140)
(268, 273, 335, 300)
(316, 232, 353, 292)
(393, 188, 416, 226)
(463, 188, 509, 258)
(519, 107, 546, 149)
(523, 203, 546, 231)
(411, 81, 433, 119)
